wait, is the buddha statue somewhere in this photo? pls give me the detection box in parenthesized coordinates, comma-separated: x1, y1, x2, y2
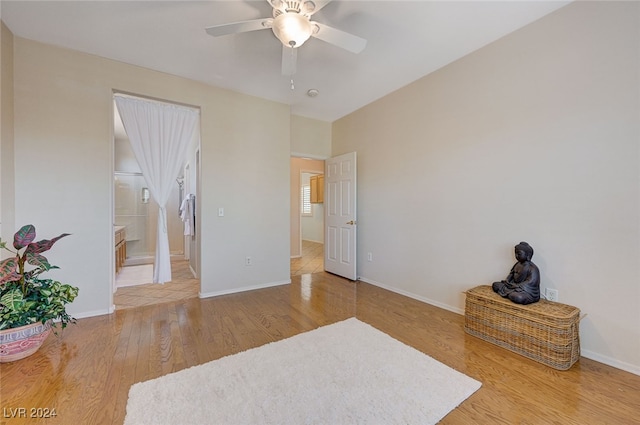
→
(492, 241, 540, 305)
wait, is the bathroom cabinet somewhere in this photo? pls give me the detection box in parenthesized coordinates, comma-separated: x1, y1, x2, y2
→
(115, 226, 126, 273)
(310, 174, 324, 204)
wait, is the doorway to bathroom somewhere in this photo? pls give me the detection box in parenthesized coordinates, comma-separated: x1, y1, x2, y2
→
(112, 94, 201, 309)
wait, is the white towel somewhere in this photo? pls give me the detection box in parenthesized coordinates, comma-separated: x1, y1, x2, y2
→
(180, 194, 194, 236)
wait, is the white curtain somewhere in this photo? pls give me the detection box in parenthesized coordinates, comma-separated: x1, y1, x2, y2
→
(115, 95, 199, 284)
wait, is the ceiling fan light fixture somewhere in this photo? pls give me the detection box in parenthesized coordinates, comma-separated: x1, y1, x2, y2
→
(272, 12, 312, 48)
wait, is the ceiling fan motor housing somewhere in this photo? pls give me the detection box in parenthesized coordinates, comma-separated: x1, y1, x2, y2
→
(205, 0, 365, 76)
(270, 1, 317, 16)
(271, 10, 313, 48)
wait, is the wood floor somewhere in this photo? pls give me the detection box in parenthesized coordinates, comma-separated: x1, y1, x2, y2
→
(113, 241, 323, 310)
(1, 272, 639, 425)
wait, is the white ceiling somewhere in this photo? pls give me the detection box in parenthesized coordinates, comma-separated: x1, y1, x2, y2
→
(1, 0, 570, 122)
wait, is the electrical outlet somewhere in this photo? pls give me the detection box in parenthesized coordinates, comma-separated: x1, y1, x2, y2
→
(245, 256, 252, 266)
(546, 288, 559, 302)
(367, 252, 373, 262)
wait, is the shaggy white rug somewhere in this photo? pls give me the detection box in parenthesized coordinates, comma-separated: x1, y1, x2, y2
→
(124, 318, 481, 425)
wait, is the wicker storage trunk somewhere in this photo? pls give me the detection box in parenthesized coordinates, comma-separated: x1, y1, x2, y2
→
(464, 285, 580, 370)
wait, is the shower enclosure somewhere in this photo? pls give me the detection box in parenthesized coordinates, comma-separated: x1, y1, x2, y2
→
(114, 172, 184, 265)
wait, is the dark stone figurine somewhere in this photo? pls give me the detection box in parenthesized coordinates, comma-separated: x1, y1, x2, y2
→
(492, 241, 540, 305)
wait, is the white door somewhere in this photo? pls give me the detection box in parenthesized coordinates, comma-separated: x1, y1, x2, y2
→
(324, 152, 357, 280)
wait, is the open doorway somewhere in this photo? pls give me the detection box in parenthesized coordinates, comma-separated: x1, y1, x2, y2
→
(112, 95, 201, 309)
(290, 158, 325, 276)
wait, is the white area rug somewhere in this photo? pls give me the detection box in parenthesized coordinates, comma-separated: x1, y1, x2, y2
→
(124, 318, 481, 425)
(116, 264, 153, 287)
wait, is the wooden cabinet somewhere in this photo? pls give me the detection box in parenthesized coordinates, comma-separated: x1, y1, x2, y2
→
(310, 174, 324, 204)
(115, 226, 126, 274)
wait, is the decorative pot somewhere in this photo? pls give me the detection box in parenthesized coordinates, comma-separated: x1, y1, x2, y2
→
(0, 321, 52, 363)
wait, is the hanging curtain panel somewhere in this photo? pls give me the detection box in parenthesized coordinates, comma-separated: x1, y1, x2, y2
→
(115, 95, 199, 284)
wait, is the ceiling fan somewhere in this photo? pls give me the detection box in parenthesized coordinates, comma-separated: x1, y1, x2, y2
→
(205, 0, 367, 76)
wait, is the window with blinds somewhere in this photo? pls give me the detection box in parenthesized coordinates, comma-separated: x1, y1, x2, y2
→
(301, 185, 312, 216)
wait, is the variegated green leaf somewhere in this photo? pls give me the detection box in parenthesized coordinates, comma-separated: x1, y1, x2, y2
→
(26, 252, 54, 270)
(0, 288, 24, 312)
(0, 258, 19, 286)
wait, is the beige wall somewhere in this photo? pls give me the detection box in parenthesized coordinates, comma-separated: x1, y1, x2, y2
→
(333, 1, 640, 374)
(0, 21, 15, 248)
(290, 157, 324, 257)
(12, 36, 291, 315)
(291, 114, 331, 159)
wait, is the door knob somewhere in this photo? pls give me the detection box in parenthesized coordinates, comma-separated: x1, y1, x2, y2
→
(346, 220, 357, 225)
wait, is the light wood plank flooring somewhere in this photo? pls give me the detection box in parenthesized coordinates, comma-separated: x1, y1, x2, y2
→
(2, 273, 639, 425)
(114, 241, 323, 310)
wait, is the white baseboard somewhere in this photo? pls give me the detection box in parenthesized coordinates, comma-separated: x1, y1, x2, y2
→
(580, 349, 640, 376)
(72, 307, 114, 320)
(358, 276, 639, 376)
(358, 276, 464, 315)
(199, 279, 291, 299)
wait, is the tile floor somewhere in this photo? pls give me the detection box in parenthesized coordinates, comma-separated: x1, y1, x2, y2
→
(291, 240, 324, 275)
(114, 259, 199, 310)
(115, 264, 154, 288)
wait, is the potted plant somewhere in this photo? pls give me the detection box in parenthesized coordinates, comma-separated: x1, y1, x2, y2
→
(0, 224, 79, 362)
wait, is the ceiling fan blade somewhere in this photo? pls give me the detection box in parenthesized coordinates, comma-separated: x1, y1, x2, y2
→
(205, 19, 272, 38)
(281, 45, 298, 76)
(267, 0, 285, 13)
(311, 22, 366, 54)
